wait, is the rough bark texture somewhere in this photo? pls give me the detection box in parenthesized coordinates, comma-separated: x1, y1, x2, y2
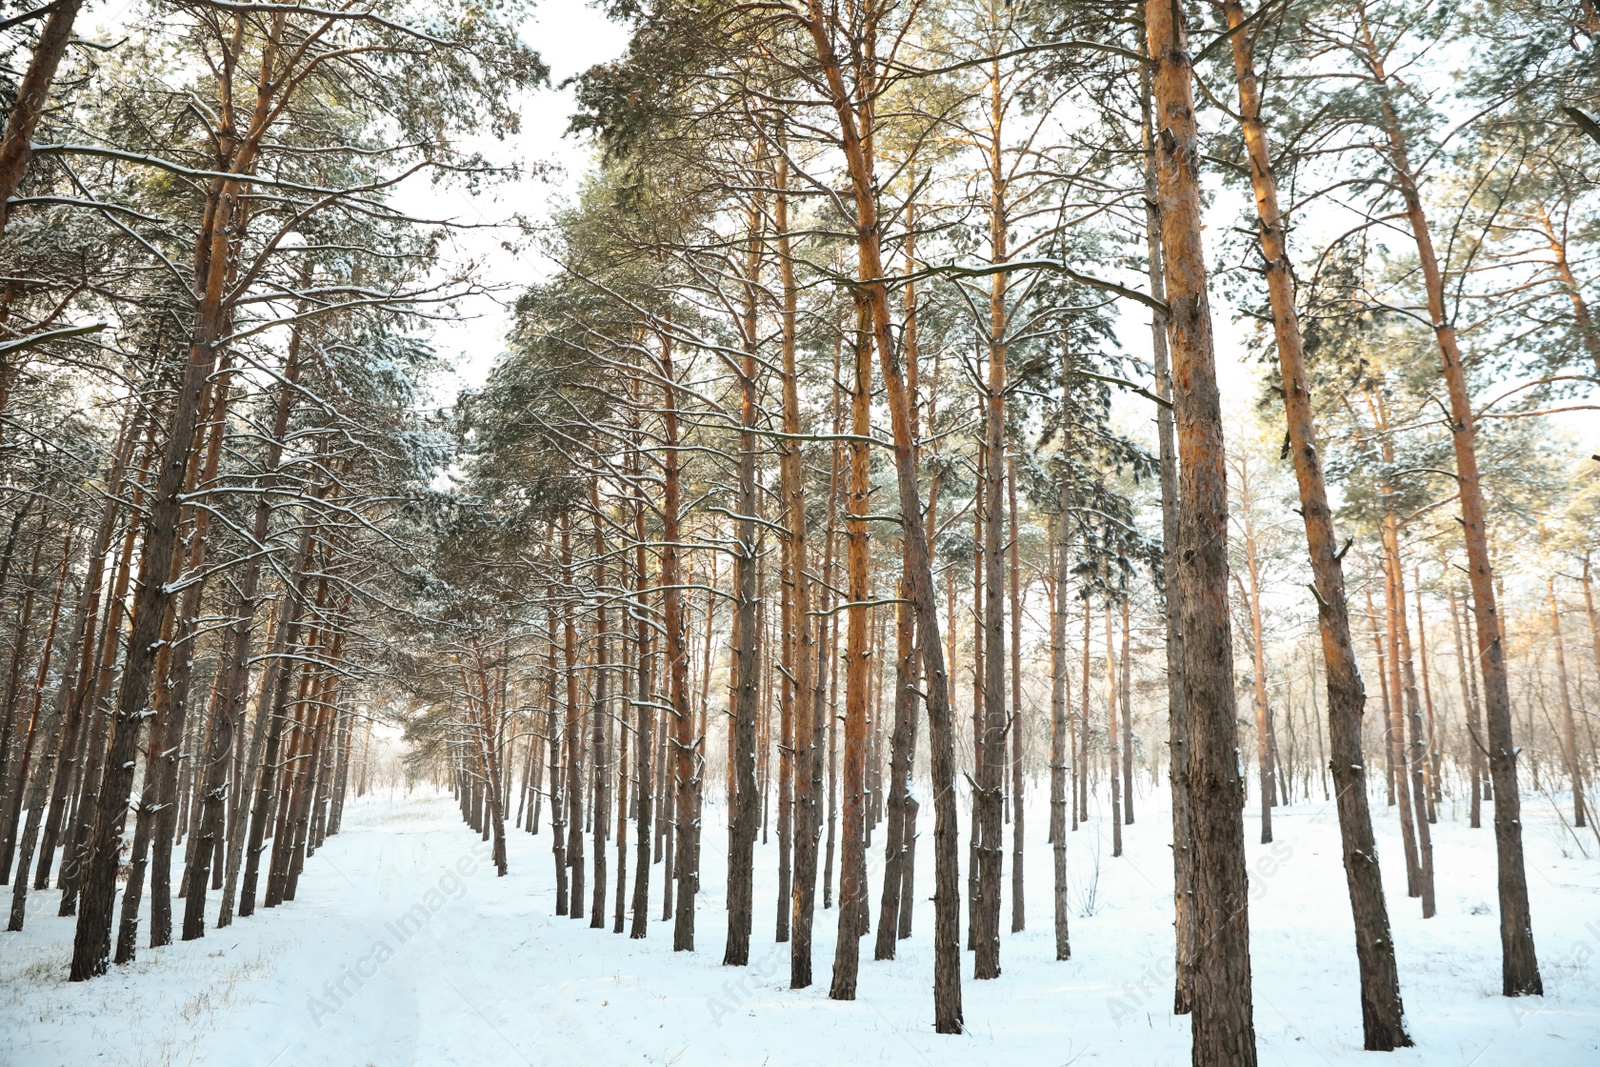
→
(1220, 1, 1409, 1041)
(1365, 25, 1541, 997)
(1141, 63, 1194, 1014)
(1147, 2, 1257, 1061)
(663, 335, 698, 954)
(829, 298, 872, 1001)
(724, 228, 762, 965)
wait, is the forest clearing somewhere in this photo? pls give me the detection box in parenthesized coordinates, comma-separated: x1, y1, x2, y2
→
(0, 0, 1597, 1064)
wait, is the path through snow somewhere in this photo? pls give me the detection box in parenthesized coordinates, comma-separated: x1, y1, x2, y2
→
(2, 786, 1597, 1066)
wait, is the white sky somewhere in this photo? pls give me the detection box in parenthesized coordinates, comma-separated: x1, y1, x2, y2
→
(394, 0, 634, 402)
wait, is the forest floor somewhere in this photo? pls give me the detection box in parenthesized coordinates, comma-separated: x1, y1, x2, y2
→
(2, 778, 1597, 1067)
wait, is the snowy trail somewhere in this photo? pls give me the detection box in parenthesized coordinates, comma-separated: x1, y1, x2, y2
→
(2, 786, 1597, 1066)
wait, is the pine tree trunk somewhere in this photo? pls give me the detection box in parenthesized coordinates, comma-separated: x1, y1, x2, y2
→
(1008, 458, 1026, 929)
(1120, 596, 1134, 828)
(660, 335, 697, 953)
(724, 224, 762, 963)
(591, 500, 612, 927)
(1106, 605, 1122, 858)
(1048, 540, 1071, 961)
(793, 355, 839, 987)
(775, 202, 802, 938)
(1386, 544, 1436, 916)
(1240, 492, 1273, 844)
(1213, 12, 1406, 1015)
(7, 409, 131, 931)
(0, 530, 48, 879)
(1413, 574, 1441, 823)
(802, 2, 964, 1029)
(1147, 2, 1256, 1059)
(1364, 26, 1541, 995)
(829, 297, 873, 1001)
(629, 428, 653, 938)
(116, 366, 231, 962)
(546, 624, 569, 916)
(59, 440, 145, 920)
(561, 517, 585, 920)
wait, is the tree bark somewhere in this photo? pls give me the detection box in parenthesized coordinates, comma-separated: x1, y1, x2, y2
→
(1218, 1, 1410, 1040)
(1009, 458, 1026, 928)
(1363, 20, 1542, 995)
(829, 296, 873, 1000)
(1146, 2, 1257, 1060)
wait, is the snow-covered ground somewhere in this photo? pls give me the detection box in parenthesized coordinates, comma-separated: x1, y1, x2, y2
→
(2, 781, 1596, 1066)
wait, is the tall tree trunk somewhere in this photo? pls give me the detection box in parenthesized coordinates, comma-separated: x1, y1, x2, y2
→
(59, 434, 147, 918)
(198, 353, 305, 934)
(829, 296, 873, 1000)
(1362, 19, 1541, 995)
(236, 519, 319, 920)
(1220, 9, 1412, 1032)
(968, 434, 985, 951)
(1413, 572, 1440, 823)
(1147, 2, 1257, 1060)
(724, 216, 763, 965)
(629, 427, 653, 939)
(1008, 458, 1026, 928)
(1141, 74, 1188, 997)
(591, 495, 612, 928)
(794, 352, 840, 988)
(876, 236, 922, 956)
(1048, 542, 1071, 961)
(546, 615, 569, 915)
(660, 335, 698, 953)
(971, 50, 1010, 981)
(775, 173, 804, 942)
(1120, 596, 1134, 828)
(10, 408, 137, 929)
(1105, 603, 1122, 857)
(561, 516, 585, 920)
(1369, 581, 1419, 895)
(0, 528, 46, 881)
(802, 2, 963, 1029)
(1238, 473, 1274, 844)
(0, 520, 71, 884)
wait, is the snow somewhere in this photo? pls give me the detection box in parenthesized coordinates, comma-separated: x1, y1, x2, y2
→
(2, 782, 1596, 1066)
